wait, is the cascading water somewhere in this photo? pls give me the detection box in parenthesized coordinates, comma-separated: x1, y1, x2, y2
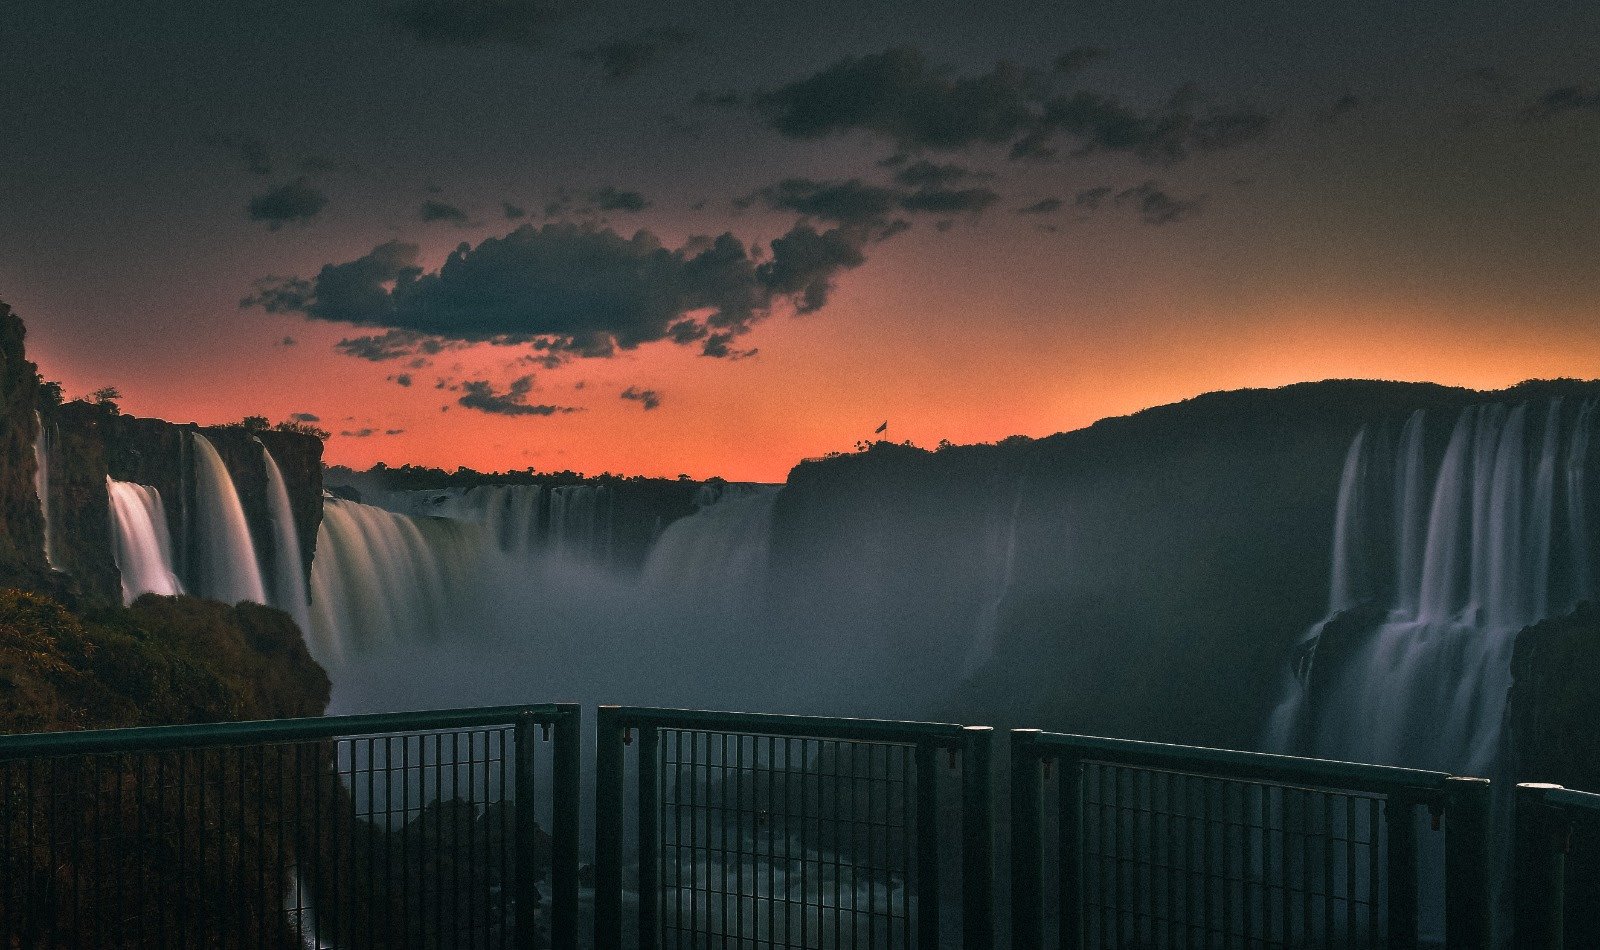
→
(379, 485, 543, 558)
(32, 410, 56, 568)
(1268, 397, 1598, 776)
(106, 478, 183, 603)
(189, 432, 268, 605)
(640, 487, 778, 619)
(962, 480, 1025, 678)
(307, 498, 490, 666)
(261, 441, 312, 634)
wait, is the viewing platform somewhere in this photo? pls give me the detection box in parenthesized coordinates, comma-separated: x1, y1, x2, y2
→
(0, 704, 1591, 948)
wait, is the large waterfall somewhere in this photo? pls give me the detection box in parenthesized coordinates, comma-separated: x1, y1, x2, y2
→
(1268, 398, 1598, 775)
(261, 441, 312, 635)
(106, 479, 183, 603)
(308, 498, 491, 665)
(189, 432, 268, 605)
(32, 410, 56, 568)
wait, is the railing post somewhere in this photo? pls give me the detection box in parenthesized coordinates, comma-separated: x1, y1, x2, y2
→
(1058, 755, 1083, 950)
(1010, 730, 1044, 950)
(1443, 776, 1492, 950)
(550, 705, 581, 950)
(638, 723, 660, 949)
(1385, 795, 1419, 950)
(1514, 783, 1566, 950)
(915, 741, 941, 949)
(961, 725, 994, 950)
(594, 705, 626, 950)
(513, 711, 540, 950)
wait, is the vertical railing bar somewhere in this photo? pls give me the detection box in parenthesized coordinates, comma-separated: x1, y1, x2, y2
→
(1058, 755, 1082, 950)
(1367, 795, 1379, 948)
(1385, 796, 1418, 950)
(914, 742, 938, 949)
(691, 730, 700, 945)
(551, 708, 580, 950)
(512, 716, 539, 950)
(767, 734, 777, 949)
(961, 725, 993, 950)
(594, 707, 626, 950)
(1513, 783, 1565, 950)
(639, 723, 661, 949)
(1444, 776, 1491, 950)
(1345, 795, 1357, 948)
(785, 735, 796, 950)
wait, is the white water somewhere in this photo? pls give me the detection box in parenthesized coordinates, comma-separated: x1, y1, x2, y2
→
(106, 479, 183, 602)
(32, 410, 56, 568)
(1268, 398, 1597, 776)
(261, 441, 312, 634)
(307, 498, 494, 665)
(189, 432, 268, 605)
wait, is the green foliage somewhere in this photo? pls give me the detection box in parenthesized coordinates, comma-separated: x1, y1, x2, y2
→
(87, 386, 121, 413)
(0, 589, 329, 734)
(273, 418, 330, 440)
(34, 374, 62, 409)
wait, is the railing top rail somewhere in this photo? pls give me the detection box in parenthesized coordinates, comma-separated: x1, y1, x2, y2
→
(1012, 728, 1460, 800)
(1537, 784, 1600, 814)
(605, 705, 973, 746)
(0, 703, 576, 759)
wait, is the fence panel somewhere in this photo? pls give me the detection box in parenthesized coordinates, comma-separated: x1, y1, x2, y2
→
(0, 704, 580, 949)
(595, 706, 993, 950)
(1514, 782, 1600, 949)
(1011, 730, 1491, 950)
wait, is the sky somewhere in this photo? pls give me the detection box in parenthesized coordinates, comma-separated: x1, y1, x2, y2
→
(3, 0, 1599, 481)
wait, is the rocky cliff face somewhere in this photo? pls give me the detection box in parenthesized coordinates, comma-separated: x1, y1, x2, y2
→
(771, 379, 1600, 749)
(2, 302, 324, 610)
(0, 304, 50, 597)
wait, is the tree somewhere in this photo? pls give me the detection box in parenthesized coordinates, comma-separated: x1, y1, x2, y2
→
(89, 386, 121, 414)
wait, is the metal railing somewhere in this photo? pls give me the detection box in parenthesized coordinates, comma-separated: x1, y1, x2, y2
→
(1009, 730, 1493, 950)
(0, 703, 581, 949)
(593, 706, 996, 950)
(1514, 782, 1600, 949)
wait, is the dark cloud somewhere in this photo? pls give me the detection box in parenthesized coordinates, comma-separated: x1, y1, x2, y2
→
(1530, 85, 1600, 117)
(503, 202, 527, 219)
(891, 159, 986, 189)
(1112, 181, 1203, 224)
(743, 178, 902, 228)
(1016, 198, 1063, 215)
(898, 186, 998, 214)
(589, 186, 650, 212)
(744, 176, 995, 230)
(247, 177, 327, 229)
(574, 29, 690, 81)
(290, 412, 320, 422)
(420, 200, 470, 224)
(385, 428, 406, 435)
(382, 0, 576, 47)
(391, 372, 414, 387)
(1053, 47, 1109, 76)
(243, 220, 870, 360)
(458, 376, 579, 416)
(756, 46, 1274, 163)
(340, 428, 377, 437)
(755, 47, 1038, 152)
(1073, 185, 1113, 209)
(1013, 89, 1275, 162)
(277, 336, 297, 346)
(620, 385, 661, 410)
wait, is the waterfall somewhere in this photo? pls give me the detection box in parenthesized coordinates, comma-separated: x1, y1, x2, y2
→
(261, 441, 312, 634)
(379, 485, 542, 558)
(32, 410, 56, 568)
(189, 432, 268, 605)
(106, 479, 183, 603)
(308, 498, 489, 666)
(962, 480, 1025, 678)
(640, 488, 777, 618)
(1269, 398, 1597, 776)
